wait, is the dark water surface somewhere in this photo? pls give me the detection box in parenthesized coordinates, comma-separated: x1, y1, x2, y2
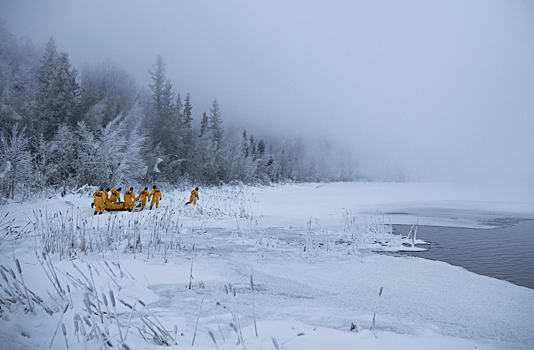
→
(393, 219, 534, 289)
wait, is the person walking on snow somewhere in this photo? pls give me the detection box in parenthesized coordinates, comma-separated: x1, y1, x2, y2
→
(149, 185, 162, 210)
(93, 187, 105, 215)
(136, 187, 149, 210)
(124, 187, 136, 211)
(185, 187, 199, 205)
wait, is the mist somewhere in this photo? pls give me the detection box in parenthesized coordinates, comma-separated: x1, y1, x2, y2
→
(2, 0, 533, 183)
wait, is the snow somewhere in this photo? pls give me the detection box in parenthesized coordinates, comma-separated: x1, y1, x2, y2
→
(0, 182, 533, 350)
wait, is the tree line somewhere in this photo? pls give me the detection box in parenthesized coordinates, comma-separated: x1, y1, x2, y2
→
(0, 22, 357, 201)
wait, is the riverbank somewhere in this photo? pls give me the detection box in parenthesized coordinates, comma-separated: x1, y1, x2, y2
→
(0, 182, 533, 349)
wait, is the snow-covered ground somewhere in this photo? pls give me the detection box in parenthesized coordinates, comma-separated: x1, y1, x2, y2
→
(0, 182, 533, 350)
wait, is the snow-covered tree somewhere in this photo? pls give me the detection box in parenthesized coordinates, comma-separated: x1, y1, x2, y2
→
(180, 93, 195, 175)
(33, 134, 54, 190)
(147, 55, 181, 174)
(0, 22, 40, 135)
(209, 97, 223, 147)
(34, 37, 80, 140)
(55, 52, 80, 125)
(48, 124, 78, 191)
(114, 127, 148, 185)
(79, 60, 137, 128)
(75, 121, 99, 186)
(91, 112, 147, 187)
(242, 129, 250, 158)
(199, 111, 208, 138)
(0, 124, 33, 200)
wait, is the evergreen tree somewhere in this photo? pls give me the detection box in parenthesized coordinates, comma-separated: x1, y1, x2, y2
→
(197, 98, 225, 183)
(180, 93, 195, 175)
(161, 80, 175, 121)
(147, 55, 180, 176)
(253, 139, 270, 184)
(148, 55, 166, 117)
(175, 92, 182, 111)
(257, 139, 265, 156)
(54, 52, 81, 126)
(242, 129, 249, 158)
(199, 111, 209, 137)
(250, 135, 256, 159)
(34, 37, 80, 140)
(34, 36, 58, 139)
(209, 98, 223, 146)
(183, 93, 193, 129)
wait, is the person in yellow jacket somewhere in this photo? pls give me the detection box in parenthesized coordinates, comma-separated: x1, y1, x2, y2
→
(185, 187, 199, 206)
(136, 187, 149, 210)
(149, 185, 162, 210)
(93, 187, 105, 215)
(110, 187, 122, 203)
(124, 187, 136, 212)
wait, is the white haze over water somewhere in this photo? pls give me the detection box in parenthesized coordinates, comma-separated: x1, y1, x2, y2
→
(1, 0, 533, 183)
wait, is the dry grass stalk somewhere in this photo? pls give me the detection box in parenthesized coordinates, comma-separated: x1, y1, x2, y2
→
(14, 256, 33, 312)
(370, 287, 384, 331)
(123, 300, 137, 341)
(109, 290, 124, 343)
(189, 245, 195, 290)
(49, 302, 69, 348)
(208, 330, 220, 350)
(226, 284, 247, 349)
(281, 332, 305, 345)
(271, 336, 280, 350)
(191, 296, 204, 346)
(138, 299, 176, 345)
(250, 274, 258, 337)
(211, 309, 226, 342)
(61, 323, 68, 348)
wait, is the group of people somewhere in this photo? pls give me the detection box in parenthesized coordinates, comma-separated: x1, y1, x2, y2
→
(93, 185, 162, 215)
(92, 186, 200, 215)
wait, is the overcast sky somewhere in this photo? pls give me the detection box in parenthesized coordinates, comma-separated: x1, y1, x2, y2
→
(2, 0, 533, 183)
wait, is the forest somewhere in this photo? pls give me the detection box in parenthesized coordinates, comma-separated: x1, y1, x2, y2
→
(0, 21, 357, 201)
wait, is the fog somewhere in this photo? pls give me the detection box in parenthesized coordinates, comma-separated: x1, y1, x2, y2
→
(2, 0, 533, 183)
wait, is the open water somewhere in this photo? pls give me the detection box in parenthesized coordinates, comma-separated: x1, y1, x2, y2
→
(393, 219, 534, 289)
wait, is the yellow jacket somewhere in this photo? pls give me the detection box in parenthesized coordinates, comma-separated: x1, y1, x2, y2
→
(93, 189, 104, 205)
(137, 190, 149, 202)
(150, 188, 162, 201)
(110, 188, 120, 203)
(124, 190, 135, 205)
